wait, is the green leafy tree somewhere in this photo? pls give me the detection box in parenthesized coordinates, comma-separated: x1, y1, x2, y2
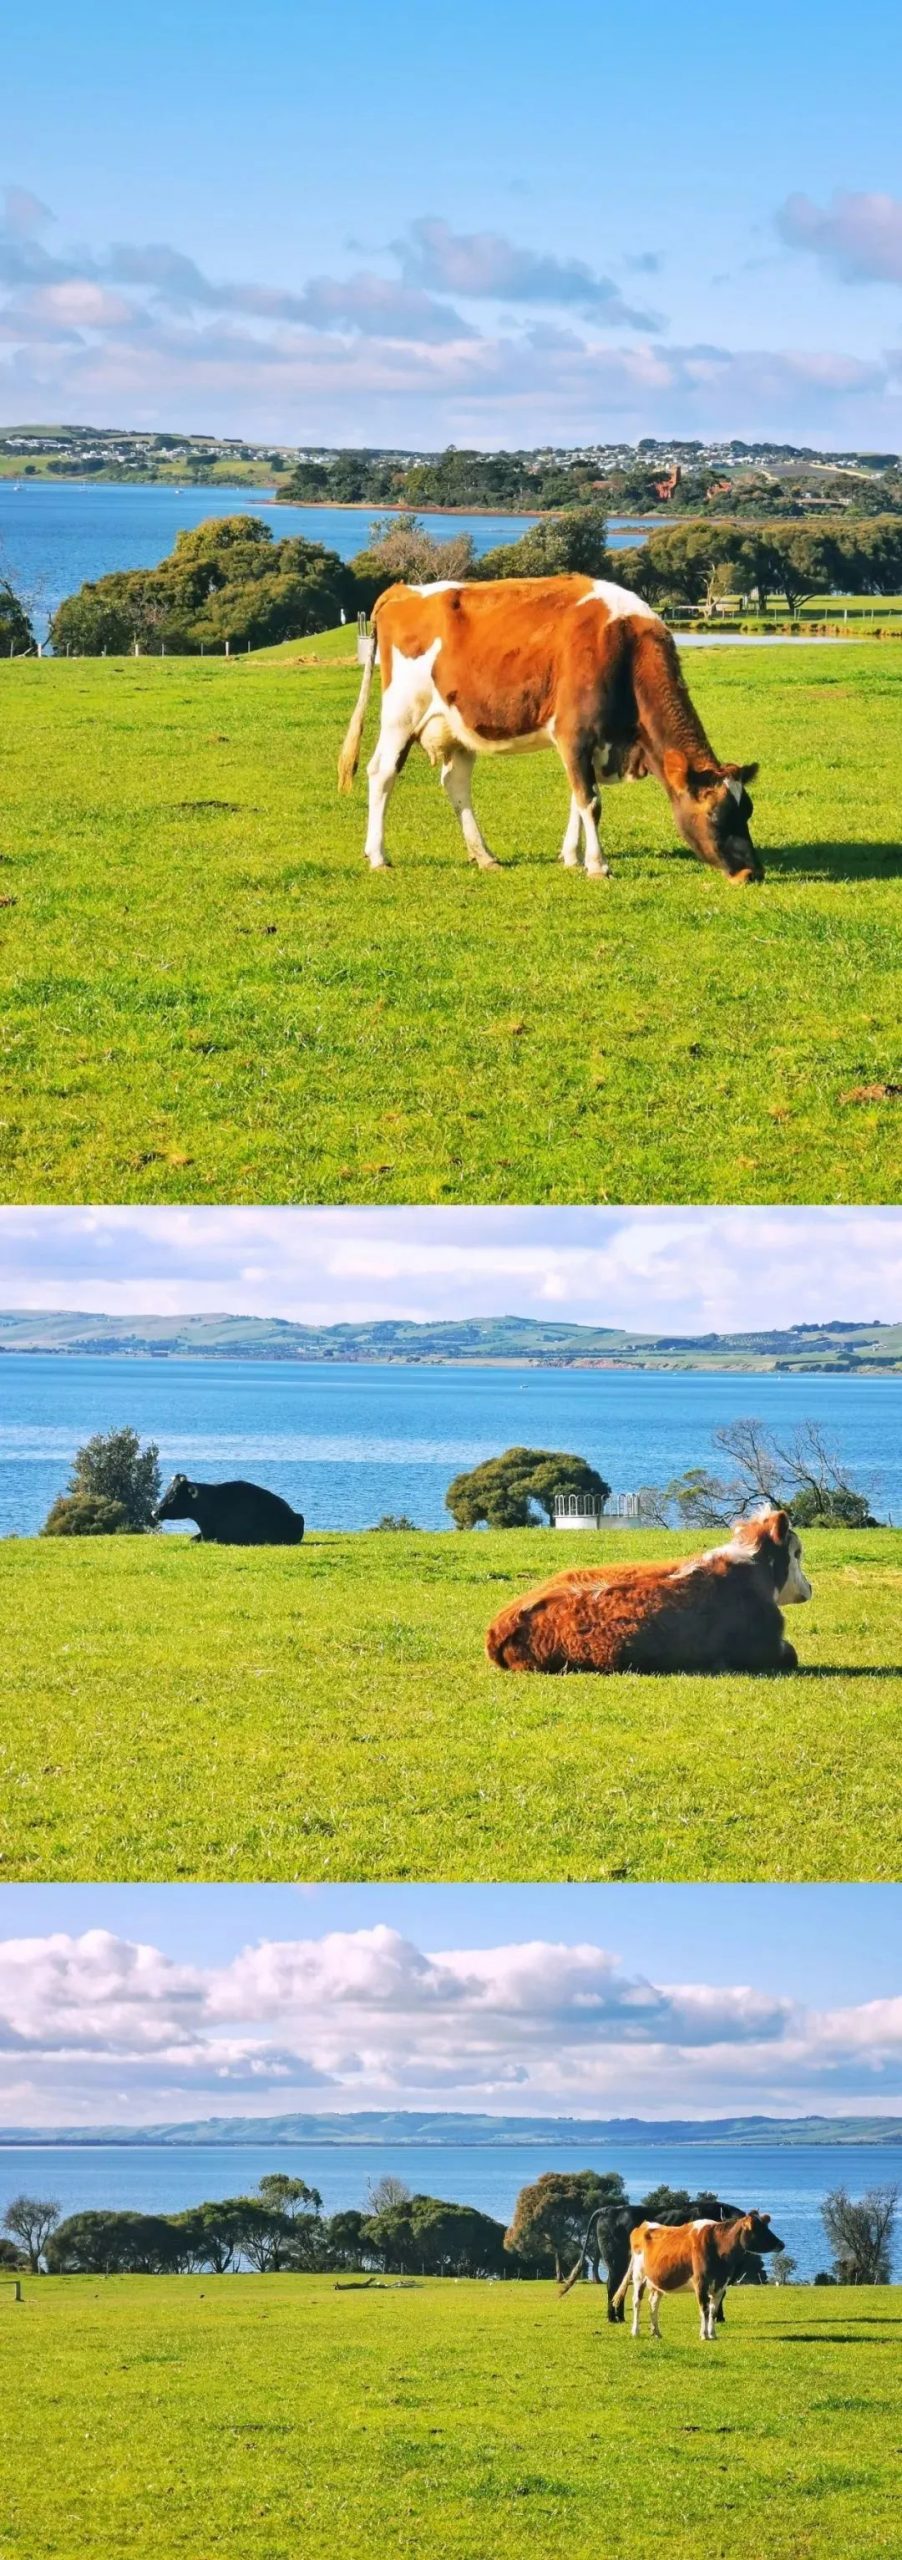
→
(2, 2193, 60, 2272)
(446, 1446, 610, 1530)
(50, 516, 358, 655)
(504, 2171, 627, 2282)
(45, 2211, 181, 2274)
(475, 509, 610, 581)
(362, 2194, 506, 2277)
(0, 578, 34, 654)
(321, 2208, 369, 2269)
(42, 1426, 161, 1538)
(256, 2173, 322, 2220)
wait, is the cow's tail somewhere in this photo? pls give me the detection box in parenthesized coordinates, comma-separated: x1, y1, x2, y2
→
(337, 629, 378, 793)
(558, 2208, 604, 2300)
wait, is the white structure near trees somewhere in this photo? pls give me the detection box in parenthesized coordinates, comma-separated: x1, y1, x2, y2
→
(553, 1490, 644, 1530)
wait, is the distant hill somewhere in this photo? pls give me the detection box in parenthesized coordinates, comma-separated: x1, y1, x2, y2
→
(5, 2111, 901, 2148)
(0, 1312, 900, 1371)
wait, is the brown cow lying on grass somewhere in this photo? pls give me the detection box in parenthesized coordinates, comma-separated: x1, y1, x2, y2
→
(601, 2212, 785, 2342)
(485, 1511, 811, 1675)
(338, 574, 760, 880)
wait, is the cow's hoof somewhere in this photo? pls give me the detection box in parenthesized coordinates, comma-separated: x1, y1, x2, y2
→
(366, 854, 391, 870)
(585, 863, 611, 880)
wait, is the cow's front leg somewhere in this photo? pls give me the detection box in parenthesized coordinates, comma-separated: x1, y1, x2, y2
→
(440, 747, 499, 869)
(559, 792, 583, 868)
(555, 736, 610, 877)
(364, 721, 412, 869)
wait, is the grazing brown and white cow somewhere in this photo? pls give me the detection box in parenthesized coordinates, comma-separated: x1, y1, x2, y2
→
(338, 574, 760, 879)
(484, 1510, 811, 1675)
(609, 2212, 784, 2342)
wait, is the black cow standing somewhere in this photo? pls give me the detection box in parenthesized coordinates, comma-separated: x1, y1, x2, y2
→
(581, 2201, 746, 2324)
(152, 1475, 305, 1546)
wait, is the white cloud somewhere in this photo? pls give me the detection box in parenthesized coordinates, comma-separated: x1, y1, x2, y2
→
(777, 190, 902, 288)
(2, 1924, 901, 2127)
(3, 181, 901, 442)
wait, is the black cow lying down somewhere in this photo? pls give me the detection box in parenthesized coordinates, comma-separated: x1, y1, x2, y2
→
(152, 1475, 304, 1546)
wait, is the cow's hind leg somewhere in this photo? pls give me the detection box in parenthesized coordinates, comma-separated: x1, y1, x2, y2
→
(647, 2288, 663, 2340)
(631, 2271, 646, 2338)
(364, 721, 414, 869)
(440, 747, 499, 869)
(554, 735, 610, 877)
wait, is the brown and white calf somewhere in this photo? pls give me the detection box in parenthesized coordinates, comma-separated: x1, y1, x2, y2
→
(338, 573, 760, 879)
(610, 2212, 784, 2342)
(484, 1510, 811, 1676)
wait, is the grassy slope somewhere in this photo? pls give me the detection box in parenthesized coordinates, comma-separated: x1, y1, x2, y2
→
(1, 1528, 899, 1882)
(1, 2277, 899, 2560)
(0, 643, 900, 1203)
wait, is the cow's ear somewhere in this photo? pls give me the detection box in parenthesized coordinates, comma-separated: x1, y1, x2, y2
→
(771, 1512, 789, 1546)
(738, 762, 759, 784)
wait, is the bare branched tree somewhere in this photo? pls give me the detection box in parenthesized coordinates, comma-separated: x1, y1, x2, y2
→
(364, 2174, 412, 2215)
(820, 2185, 898, 2285)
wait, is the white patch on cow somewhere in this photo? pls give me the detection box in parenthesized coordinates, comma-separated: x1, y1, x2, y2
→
(409, 580, 461, 595)
(577, 578, 658, 622)
(726, 774, 743, 803)
(691, 2219, 715, 2232)
(777, 1537, 812, 1606)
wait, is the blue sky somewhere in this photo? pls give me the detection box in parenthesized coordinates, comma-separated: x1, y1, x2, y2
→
(1, 1208, 900, 1333)
(2, 0, 902, 447)
(2, 1886, 900, 2127)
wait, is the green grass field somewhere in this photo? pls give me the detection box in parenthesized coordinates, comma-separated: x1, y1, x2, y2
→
(1, 2275, 899, 2559)
(2, 1527, 899, 1881)
(1, 641, 900, 1202)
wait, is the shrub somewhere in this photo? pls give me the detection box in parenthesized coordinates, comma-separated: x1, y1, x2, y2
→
(42, 1426, 161, 1535)
(41, 1493, 133, 1537)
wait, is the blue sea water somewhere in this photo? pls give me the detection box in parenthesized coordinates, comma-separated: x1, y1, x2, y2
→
(0, 482, 644, 639)
(1, 2138, 898, 2278)
(0, 1355, 897, 1539)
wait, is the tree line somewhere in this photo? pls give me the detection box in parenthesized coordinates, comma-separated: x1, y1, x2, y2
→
(278, 445, 902, 525)
(33, 1414, 879, 1540)
(22, 497, 902, 661)
(3, 2168, 896, 2286)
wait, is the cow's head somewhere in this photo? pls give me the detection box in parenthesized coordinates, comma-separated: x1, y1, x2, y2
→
(151, 1473, 198, 1526)
(738, 2211, 784, 2256)
(662, 751, 761, 881)
(726, 1510, 812, 1606)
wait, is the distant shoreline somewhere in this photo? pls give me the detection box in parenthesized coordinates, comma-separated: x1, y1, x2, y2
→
(1, 1349, 897, 1375)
